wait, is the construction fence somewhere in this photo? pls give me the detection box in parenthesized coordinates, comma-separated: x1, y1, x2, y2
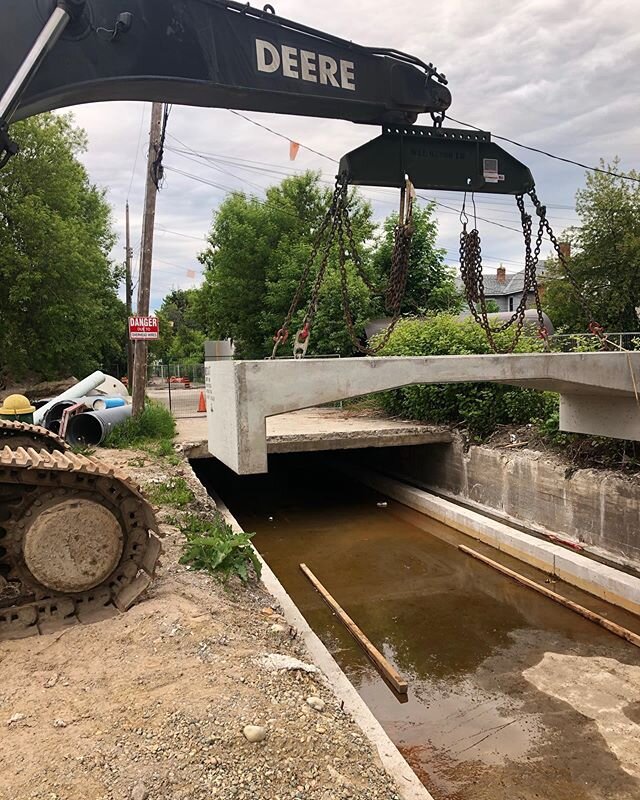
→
(147, 363, 207, 419)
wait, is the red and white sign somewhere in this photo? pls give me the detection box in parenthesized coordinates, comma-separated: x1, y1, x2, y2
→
(129, 316, 159, 340)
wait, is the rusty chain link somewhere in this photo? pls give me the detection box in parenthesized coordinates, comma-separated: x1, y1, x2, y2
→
(272, 173, 414, 358)
(337, 200, 414, 355)
(526, 188, 610, 349)
(460, 196, 544, 352)
(459, 188, 605, 353)
(270, 177, 344, 358)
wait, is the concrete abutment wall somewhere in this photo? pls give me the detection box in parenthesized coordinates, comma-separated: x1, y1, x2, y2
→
(358, 438, 640, 568)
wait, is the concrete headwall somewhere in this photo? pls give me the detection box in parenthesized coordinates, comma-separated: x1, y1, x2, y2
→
(360, 438, 640, 567)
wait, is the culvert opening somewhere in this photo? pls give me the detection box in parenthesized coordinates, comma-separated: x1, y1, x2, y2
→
(190, 450, 640, 800)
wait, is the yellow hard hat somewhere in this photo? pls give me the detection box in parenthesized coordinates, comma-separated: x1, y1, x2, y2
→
(0, 394, 36, 415)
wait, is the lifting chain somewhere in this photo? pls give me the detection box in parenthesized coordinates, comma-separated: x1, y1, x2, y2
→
(527, 188, 609, 348)
(460, 188, 608, 353)
(271, 173, 414, 359)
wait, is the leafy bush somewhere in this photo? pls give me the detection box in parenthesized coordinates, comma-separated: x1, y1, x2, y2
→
(104, 401, 176, 449)
(375, 315, 556, 438)
(179, 513, 261, 584)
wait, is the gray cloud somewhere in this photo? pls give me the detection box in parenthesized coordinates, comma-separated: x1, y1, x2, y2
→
(62, 0, 639, 311)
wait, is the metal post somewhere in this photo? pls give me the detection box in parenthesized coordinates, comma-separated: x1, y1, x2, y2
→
(0, 4, 73, 124)
(167, 369, 172, 413)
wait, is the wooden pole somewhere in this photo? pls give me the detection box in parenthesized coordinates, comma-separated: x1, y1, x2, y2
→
(300, 563, 408, 694)
(125, 201, 134, 391)
(132, 102, 164, 417)
(458, 545, 640, 649)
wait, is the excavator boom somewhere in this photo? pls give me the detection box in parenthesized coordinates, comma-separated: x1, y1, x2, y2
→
(0, 0, 451, 128)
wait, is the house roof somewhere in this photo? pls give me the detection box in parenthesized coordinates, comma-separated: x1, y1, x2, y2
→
(454, 264, 547, 298)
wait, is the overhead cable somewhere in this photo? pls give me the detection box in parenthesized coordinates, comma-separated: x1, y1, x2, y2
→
(447, 115, 640, 185)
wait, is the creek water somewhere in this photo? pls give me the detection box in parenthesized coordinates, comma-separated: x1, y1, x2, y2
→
(195, 453, 640, 800)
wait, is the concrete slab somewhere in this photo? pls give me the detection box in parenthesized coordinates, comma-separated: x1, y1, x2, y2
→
(177, 408, 452, 460)
(205, 352, 640, 474)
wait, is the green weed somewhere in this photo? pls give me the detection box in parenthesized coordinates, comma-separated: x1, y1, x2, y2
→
(179, 513, 261, 584)
(71, 444, 96, 457)
(104, 402, 176, 449)
(146, 477, 194, 508)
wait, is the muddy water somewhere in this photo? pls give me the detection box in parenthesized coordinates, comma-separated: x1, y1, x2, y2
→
(196, 454, 640, 800)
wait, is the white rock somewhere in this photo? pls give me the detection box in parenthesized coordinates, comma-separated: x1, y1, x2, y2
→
(7, 713, 25, 725)
(270, 623, 287, 634)
(306, 696, 325, 712)
(53, 719, 67, 728)
(242, 725, 267, 743)
(258, 654, 318, 674)
(130, 781, 148, 800)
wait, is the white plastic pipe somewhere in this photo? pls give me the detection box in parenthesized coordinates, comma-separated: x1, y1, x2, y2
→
(33, 370, 106, 426)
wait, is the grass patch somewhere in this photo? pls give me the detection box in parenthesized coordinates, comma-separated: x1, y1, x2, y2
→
(146, 477, 194, 508)
(179, 513, 261, 584)
(104, 402, 176, 449)
(71, 444, 96, 457)
(140, 438, 181, 464)
(342, 394, 385, 413)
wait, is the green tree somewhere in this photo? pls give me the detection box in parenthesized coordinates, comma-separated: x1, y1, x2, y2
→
(370, 203, 463, 316)
(544, 160, 640, 332)
(0, 113, 125, 382)
(150, 288, 205, 364)
(377, 315, 554, 438)
(197, 172, 376, 358)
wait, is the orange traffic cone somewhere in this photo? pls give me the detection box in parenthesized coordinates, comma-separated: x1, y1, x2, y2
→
(197, 391, 207, 413)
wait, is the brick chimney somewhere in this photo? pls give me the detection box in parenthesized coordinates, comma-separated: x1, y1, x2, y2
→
(496, 265, 506, 284)
(558, 241, 571, 261)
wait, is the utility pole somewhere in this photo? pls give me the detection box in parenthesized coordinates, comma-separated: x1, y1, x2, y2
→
(125, 201, 134, 390)
(132, 102, 164, 416)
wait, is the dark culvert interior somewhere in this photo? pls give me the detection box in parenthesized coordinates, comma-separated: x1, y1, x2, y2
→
(193, 451, 640, 800)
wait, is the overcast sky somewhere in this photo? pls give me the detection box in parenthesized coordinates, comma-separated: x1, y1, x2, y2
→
(64, 0, 639, 312)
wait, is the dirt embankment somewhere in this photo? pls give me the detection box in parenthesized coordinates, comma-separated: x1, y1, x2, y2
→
(0, 448, 402, 800)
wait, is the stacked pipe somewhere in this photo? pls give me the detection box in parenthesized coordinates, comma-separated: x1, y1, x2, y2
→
(34, 371, 132, 445)
(66, 405, 132, 446)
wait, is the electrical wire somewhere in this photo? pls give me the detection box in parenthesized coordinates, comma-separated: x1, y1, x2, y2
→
(228, 110, 338, 163)
(225, 111, 555, 234)
(155, 224, 206, 241)
(447, 115, 640, 185)
(127, 104, 148, 201)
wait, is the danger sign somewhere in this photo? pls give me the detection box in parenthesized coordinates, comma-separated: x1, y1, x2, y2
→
(129, 316, 159, 340)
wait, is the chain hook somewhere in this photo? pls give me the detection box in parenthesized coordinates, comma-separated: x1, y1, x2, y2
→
(293, 323, 311, 359)
(430, 111, 445, 128)
(460, 192, 469, 228)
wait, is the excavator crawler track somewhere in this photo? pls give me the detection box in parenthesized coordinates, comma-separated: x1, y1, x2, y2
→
(0, 437, 161, 640)
(0, 419, 68, 452)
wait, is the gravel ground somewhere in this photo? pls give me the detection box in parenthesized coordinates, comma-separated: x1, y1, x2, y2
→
(0, 447, 404, 800)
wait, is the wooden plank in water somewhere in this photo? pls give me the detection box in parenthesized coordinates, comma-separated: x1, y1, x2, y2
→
(458, 544, 640, 649)
(299, 562, 408, 694)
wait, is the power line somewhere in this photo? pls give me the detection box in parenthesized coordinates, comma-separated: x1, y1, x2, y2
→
(162, 163, 544, 271)
(448, 115, 640, 185)
(127, 103, 148, 201)
(228, 109, 339, 163)
(166, 144, 582, 233)
(155, 224, 206, 241)
(225, 111, 548, 234)
(154, 256, 203, 274)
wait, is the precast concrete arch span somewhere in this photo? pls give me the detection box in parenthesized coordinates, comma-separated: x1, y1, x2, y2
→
(205, 353, 640, 474)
